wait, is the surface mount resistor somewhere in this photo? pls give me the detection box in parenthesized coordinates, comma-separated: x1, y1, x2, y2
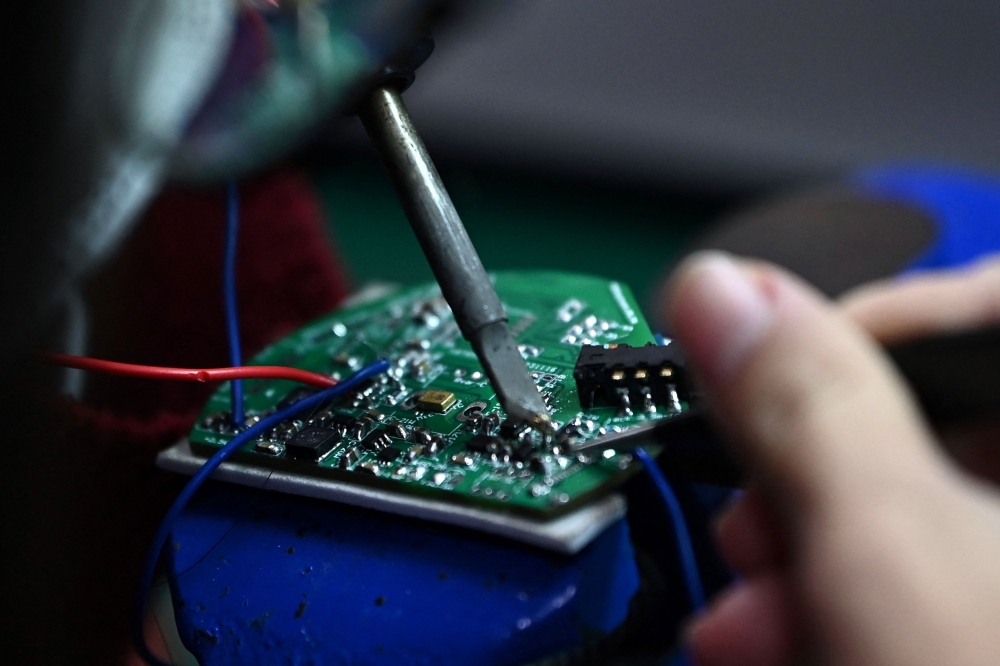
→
(338, 447, 361, 469)
(385, 421, 410, 440)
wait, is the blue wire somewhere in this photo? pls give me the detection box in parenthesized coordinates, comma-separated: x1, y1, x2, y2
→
(224, 181, 244, 427)
(133, 359, 391, 666)
(634, 446, 707, 612)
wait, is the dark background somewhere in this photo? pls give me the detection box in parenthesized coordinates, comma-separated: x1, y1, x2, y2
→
(311, 154, 730, 313)
(310, 0, 1000, 312)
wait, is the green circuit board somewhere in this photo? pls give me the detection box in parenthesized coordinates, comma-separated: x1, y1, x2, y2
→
(189, 271, 683, 516)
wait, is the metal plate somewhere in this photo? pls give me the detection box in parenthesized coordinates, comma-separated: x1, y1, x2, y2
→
(158, 439, 627, 554)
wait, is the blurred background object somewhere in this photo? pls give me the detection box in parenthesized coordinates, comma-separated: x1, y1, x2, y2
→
(0, 0, 467, 362)
(348, 0, 1000, 188)
(14, 0, 1000, 339)
(310, 0, 1000, 311)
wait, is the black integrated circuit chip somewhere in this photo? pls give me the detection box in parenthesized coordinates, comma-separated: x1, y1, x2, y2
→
(361, 428, 391, 452)
(277, 387, 319, 410)
(376, 447, 403, 463)
(499, 419, 528, 441)
(466, 433, 508, 460)
(329, 414, 356, 433)
(466, 434, 499, 453)
(286, 427, 341, 461)
(510, 441, 535, 462)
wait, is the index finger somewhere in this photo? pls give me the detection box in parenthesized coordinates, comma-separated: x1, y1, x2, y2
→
(839, 254, 1000, 345)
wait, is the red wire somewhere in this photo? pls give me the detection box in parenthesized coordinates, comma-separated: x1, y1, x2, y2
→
(46, 353, 337, 388)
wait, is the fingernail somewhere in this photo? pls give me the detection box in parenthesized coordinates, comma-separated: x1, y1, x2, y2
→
(669, 252, 775, 385)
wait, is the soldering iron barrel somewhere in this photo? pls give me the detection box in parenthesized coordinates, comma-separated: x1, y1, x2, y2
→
(359, 86, 550, 426)
(359, 86, 506, 337)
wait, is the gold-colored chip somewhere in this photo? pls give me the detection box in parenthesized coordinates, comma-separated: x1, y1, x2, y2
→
(611, 370, 625, 382)
(659, 366, 673, 378)
(417, 390, 457, 413)
(634, 369, 648, 380)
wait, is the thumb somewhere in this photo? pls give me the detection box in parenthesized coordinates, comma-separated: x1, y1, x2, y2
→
(665, 252, 946, 518)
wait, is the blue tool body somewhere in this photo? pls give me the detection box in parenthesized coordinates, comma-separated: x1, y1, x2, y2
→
(168, 482, 639, 665)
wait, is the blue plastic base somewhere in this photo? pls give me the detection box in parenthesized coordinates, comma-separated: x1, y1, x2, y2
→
(168, 482, 639, 665)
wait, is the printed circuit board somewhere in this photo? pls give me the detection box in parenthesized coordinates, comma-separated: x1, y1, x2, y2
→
(189, 271, 686, 516)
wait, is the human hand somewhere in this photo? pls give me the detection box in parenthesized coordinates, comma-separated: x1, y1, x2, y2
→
(662, 252, 1000, 666)
(840, 256, 1000, 483)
